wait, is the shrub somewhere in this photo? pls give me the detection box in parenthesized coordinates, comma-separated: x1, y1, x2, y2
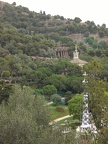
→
(51, 94, 61, 105)
(55, 106, 65, 112)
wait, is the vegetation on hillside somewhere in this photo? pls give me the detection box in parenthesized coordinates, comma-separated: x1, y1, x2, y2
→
(0, 1, 108, 58)
(0, 1, 108, 143)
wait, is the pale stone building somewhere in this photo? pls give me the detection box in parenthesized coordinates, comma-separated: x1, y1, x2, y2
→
(70, 45, 88, 67)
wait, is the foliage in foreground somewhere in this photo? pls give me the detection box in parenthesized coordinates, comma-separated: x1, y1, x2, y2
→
(84, 58, 108, 144)
(0, 83, 104, 144)
(0, 85, 50, 144)
(0, 84, 82, 144)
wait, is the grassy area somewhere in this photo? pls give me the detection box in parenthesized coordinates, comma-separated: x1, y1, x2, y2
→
(48, 102, 81, 129)
(49, 102, 67, 108)
(49, 103, 69, 121)
(57, 117, 81, 129)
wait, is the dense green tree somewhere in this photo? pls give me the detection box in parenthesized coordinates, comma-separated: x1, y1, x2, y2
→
(0, 85, 50, 143)
(84, 58, 108, 143)
(85, 36, 95, 45)
(68, 93, 83, 120)
(0, 83, 13, 103)
(2, 70, 10, 78)
(64, 24, 76, 34)
(0, 57, 10, 78)
(100, 57, 108, 81)
(43, 85, 57, 97)
(87, 49, 95, 57)
(0, 47, 9, 57)
(44, 74, 66, 92)
(98, 30, 105, 38)
(51, 94, 61, 105)
(54, 59, 82, 76)
(73, 17, 82, 23)
(98, 40, 108, 49)
(60, 36, 73, 46)
(66, 76, 83, 93)
(65, 91, 73, 105)
(26, 67, 53, 87)
(12, 2, 16, 6)
(54, 59, 71, 75)
(95, 49, 102, 57)
(83, 31, 90, 37)
(49, 32, 60, 42)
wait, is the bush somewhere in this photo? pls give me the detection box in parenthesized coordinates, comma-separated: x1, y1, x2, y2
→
(51, 94, 61, 105)
(84, 31, 89, 37)
(55, 106, 65, 112)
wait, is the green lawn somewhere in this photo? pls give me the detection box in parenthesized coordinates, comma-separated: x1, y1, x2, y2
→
(49, 103, 69, 121)
(58, 117, 81, 129)
(48, 102, 81, 129)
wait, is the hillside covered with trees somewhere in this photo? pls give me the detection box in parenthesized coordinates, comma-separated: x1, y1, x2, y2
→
(1, 1, 108, 58)
(0, 1, 108, 143)
(0, 0, 108, 100)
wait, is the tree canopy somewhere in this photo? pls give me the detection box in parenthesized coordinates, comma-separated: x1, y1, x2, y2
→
(68, 93, 83, 120)
(84, 58, 108, 143)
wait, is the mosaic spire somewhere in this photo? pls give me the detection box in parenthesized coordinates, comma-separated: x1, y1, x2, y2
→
(76, 71, 97, 136)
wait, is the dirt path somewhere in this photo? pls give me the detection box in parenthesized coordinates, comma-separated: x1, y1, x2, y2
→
(46, 101, 53, 106)
(49, 115, 72, 125)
